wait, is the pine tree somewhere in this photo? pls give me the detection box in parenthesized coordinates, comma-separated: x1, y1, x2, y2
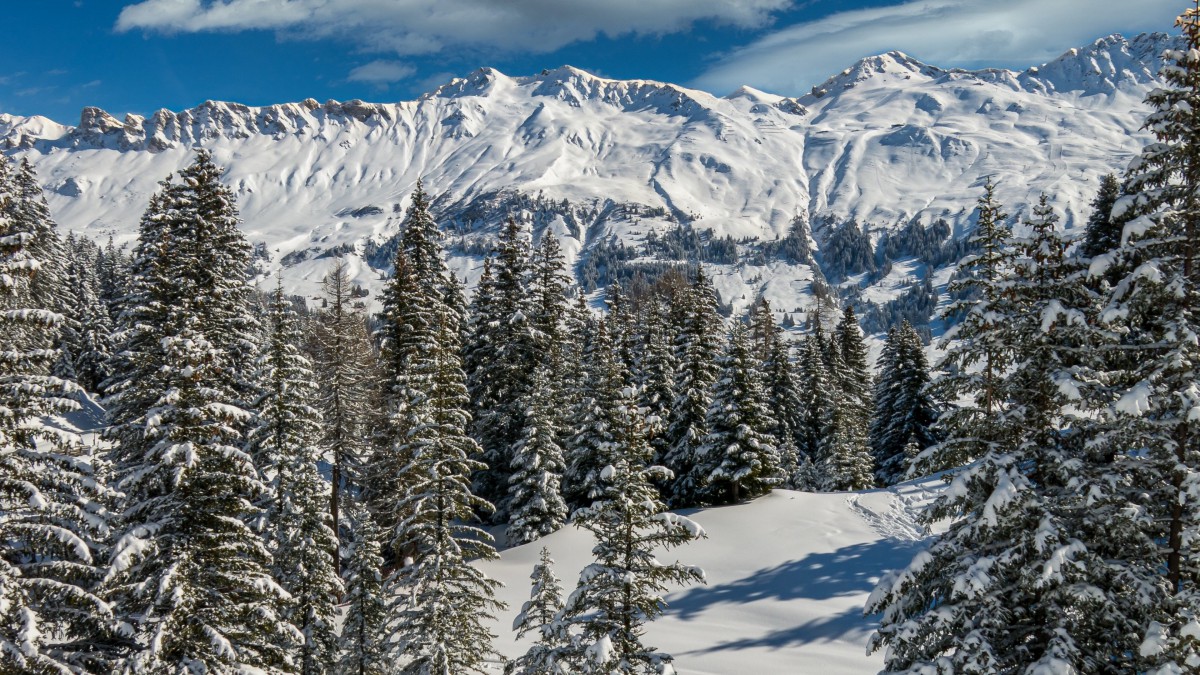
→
(7, 159, 70, 323)
(692, 323, 780, 504)
(95, 236, 131, 324)
(312, 258, 378, 573)
(250, 284, 343, 675)
(0, 155, 121, 674)
(663, 268, 723, 507)
(506, 547, 568, 675)
(912, 179, 1016, 476)
(822, 307, 875, 491)
(871, 322, 939, 485)
(556, 390, 705, 674)
(338, 502, 389, 675)
(103, 151, 297, 673)
(605, 281, 638, 380)
(506, 364, 569, 546)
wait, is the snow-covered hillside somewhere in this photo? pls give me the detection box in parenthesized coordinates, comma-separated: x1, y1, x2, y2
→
(0, 32, 1175, 329)
(482, 479, 943, 674)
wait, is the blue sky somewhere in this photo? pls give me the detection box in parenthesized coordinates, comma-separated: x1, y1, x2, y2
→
(1, 0, 1184, 124)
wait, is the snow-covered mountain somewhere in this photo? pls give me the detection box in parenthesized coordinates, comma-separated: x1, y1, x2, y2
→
(0, 32, 1176, 332)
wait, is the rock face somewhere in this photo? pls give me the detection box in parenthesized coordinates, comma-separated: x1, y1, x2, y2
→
(0, 33, 1178, 341)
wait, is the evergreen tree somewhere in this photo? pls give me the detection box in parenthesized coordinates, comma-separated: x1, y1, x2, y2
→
(1088, 7, 1200, 666)
(912, 179, 1016, 476)
(692, 323, 780, 504)
(605, 281, 638, 381)
(750, 299, 804, 450)
(57, 235, 114, 394)
(868, 196, 1144, 673)
(470, 218, 538, 516)
(506, 547, 568, 675)
(103, 151, 297, 673)
(506, 364, 569, 546)
(338, 502, 389, 675)
(636, 297, 677, 464)
(663, 268, 723, 507)
(312, 258, 377, 573)
(871, 322, 939, 485)
(822, 306, 875, 491)
(250, 284, 343, 675)
(96, 236, 130, 324)
(1081, 172, 1124, 260)
(7, 159, 70, 323)
(556, 391, 705, 674)
(373, 188, 505, 674)
(796, 334, 837, 473)
(0, 156, 120, 674)
(564, 321, 627, 511)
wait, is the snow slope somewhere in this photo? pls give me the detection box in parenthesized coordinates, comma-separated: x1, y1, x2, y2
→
(0, 33, 1177, 333)
(481, 478, 943, 674)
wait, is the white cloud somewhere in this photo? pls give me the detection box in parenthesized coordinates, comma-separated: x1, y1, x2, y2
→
(691, 0, 1183, 96)
(347, 60, 415, 85)
(116, 0, 790, 54)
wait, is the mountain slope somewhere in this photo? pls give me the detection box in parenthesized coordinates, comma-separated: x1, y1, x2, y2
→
(0, 32, 1176, 330)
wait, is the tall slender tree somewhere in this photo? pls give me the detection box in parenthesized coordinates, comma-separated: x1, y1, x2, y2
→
(507, 547, 569, 675)
(338, 502, 389, 675)
(506, 364, 569, 546)
(103, 151, 298, 673)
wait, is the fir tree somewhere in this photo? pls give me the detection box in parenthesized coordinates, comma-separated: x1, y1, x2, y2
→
(506, 364, 569, 546)
(636, 297, 677, 464)
(506, 547, 568, 675)
(822, 306, 875, 491)
(912, 179, 1016, 476)
(338, 502, 389, 675)
(796, 333, 837, 473)
(0, 156, 121, 674)
(663, 268, 723, 507)
(250, 284, 343, 675)
(693, 323, 780, 504)
(556, 391, 705, 674)
(103, 151, 297, 673)
(57, 235, 115, 394)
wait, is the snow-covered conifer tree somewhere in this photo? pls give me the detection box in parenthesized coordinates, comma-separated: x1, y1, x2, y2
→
(507, 364, 569, 546)
(911, 179, 1016, 475)
(557, 387, 705, 674)
(663, 267, 723, 507)
(564, 321, 627, 511)
(103, 151, 297, 673)
(693, 323, 779, 504)
(507, 547, 568, 675)
(871, 322, 938, 485)
(250, 284, 343, 674)
(338, 502, 389, 675)
(0, 154, 120, 674)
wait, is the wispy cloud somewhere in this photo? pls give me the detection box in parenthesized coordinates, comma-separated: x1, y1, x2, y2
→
(347, 60, 415, 86)
(116, 0, 789, 55)
(692, 0, 1182, 95)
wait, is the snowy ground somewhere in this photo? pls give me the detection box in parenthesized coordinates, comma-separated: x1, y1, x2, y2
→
(481, 478, 943, 674)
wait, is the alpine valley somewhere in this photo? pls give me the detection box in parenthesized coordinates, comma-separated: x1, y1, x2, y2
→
(0, 32, 1179, 341)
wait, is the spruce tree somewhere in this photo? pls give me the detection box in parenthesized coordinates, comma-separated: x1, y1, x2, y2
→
(912, 179, 1016, 476)
(871, 322, 939, 485)
(103, 151, 297, 673)
(0, 156, 120, 674)
(822, 307, 875, 491)
(57, 235, 114, 394)
(636, 297, 677, 464)
(506, 364, 569, 546)
(693, 323, 780, 504)
(338, 502, 389, 675)
(797, 333, 837, 475)
(1081, 172, 1124, 260)
(470, 218, 539, 516)
(507, 547, 568, 675)
(556, 391, 705, 674)
(564, 321, 627, 511)
(1089, 7, 1200, 666)
(663, 268, 723, 507)
(250, 284, 343, 675)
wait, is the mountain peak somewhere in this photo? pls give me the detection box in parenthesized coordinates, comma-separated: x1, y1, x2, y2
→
(1019, 31, 1179, 95)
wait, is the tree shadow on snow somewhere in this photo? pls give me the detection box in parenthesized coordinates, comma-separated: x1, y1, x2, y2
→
(667, 537, 924, 626)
